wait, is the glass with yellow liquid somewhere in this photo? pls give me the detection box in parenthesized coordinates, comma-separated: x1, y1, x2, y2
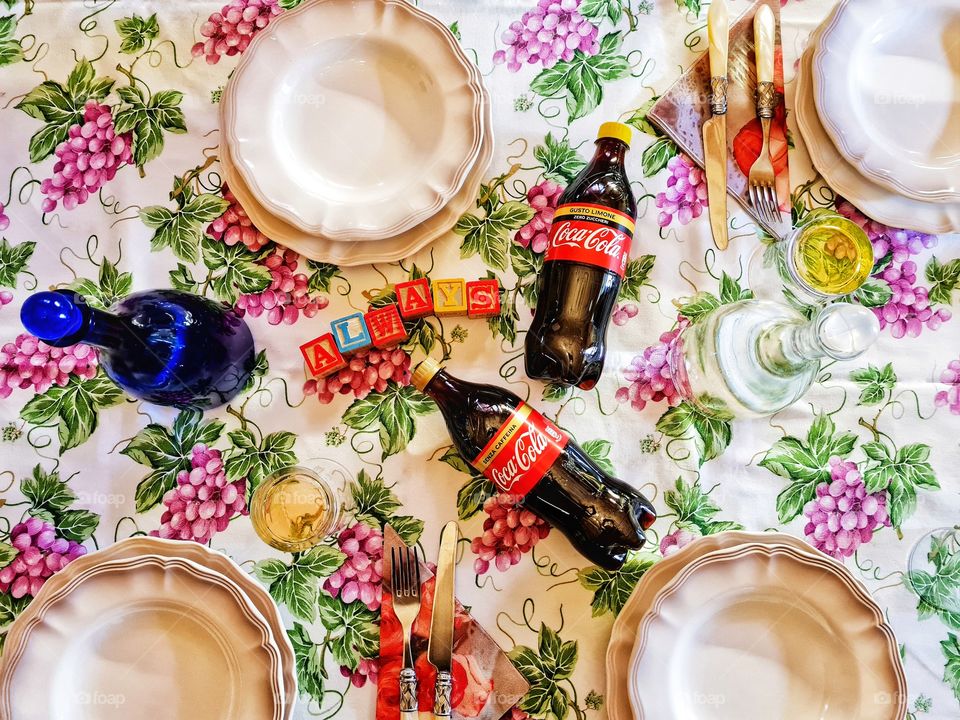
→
(250, 462, 348, 552)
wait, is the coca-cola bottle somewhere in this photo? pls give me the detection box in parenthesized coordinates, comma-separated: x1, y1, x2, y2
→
(525, 121, 636, 389)
(412, 358, 656, 570)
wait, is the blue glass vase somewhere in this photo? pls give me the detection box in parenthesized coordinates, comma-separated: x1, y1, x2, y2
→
(20, 289, 256, 409)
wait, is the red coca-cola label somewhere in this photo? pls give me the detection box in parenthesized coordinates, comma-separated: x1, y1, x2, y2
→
(545, 203, 635, 277)
(471, 403, 569, 497)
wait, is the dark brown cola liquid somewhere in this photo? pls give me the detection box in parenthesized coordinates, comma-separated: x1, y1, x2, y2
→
(419, 365, 656, 570)
(525, 135, 637, 389)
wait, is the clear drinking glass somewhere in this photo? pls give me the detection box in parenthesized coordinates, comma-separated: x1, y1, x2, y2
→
(907, 526, 960, 617)
(250, 460, 349, 552)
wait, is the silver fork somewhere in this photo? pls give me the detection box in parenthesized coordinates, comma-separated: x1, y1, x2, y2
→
(747, 5, 780, 229)
(391, 545, 422, 720)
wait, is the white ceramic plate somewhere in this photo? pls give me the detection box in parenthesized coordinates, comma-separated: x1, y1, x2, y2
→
(606, 532, 823, 720)
(813, 0, 960, 202)
(219, 90, 493, 265)
(797, 39, 960, 234)
(0, 554, 284, 720)
(224, 0, 485, 239)
(64, 537, 297, 718)
(627, 542, 906, 720)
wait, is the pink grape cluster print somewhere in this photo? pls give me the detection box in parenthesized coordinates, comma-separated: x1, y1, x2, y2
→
(470, 493, 550, 574)
(40, 101, 132, 213)
(659, 528, 697, 558)
(206, 184, 271, 252)
(0, 334, 98, 398)
(151, 444, 248, 544)
(493, 0, 600, 72)
(323, 522, 383, 612)
(616, 322, 687, 412)
(836, 201, 948, 339)
(0, 292, 13, 309)
(802, 457, 889, 560)
(0, 518, 86, 598)
(340, 657, 379, 689)
(303, 346, 412, 404)
(235, 249, 329, 325)
(655, 154, 708, 228)
(935, 357, 960, 415)
(515, 180, 564, 253)
(192, 0, 281, 64)
(0, 201, 10, 231)
(612, 302, 639, 326)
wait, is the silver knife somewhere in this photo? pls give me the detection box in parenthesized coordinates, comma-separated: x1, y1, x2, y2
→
(702, 0, 729, 250)
(428, 521, 459, 719)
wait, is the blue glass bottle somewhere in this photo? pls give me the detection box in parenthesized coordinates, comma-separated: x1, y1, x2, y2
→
(20, 289, 256, 409)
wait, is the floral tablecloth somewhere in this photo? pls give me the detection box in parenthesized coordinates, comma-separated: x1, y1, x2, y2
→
(0, 1, 958, 718)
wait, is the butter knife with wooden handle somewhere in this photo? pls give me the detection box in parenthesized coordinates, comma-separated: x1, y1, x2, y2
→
(702, 0, 729, 250)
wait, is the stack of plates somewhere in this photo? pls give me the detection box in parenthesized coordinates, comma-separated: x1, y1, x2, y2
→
(607, 532, 907, 720)
(0, 538, 296, 720)
(796, 0, 960, 234)
(220, 0, 492, 265)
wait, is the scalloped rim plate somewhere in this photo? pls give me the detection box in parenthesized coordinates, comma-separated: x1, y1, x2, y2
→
(224, 0, 485, 239)
(0, 552, 285, 720)
(626, 541, 907, 720)
(813, 0, 960, 202)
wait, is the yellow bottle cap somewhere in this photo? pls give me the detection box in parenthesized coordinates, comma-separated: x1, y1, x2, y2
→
(597, 121, 632, 146)
(411, 357, 442, 391)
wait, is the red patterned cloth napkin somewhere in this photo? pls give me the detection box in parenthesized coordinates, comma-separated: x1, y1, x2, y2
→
(377, 525, 529, 720)
(648, 0, 790, 237)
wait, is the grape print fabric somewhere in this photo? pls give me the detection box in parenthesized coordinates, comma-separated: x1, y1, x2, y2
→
(0, 1, 958, 719)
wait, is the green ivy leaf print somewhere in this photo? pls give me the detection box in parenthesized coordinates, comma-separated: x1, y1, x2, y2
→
(578, 554, 654, 617)
(114, 13, 159, 54)
(255, 545, 347, 623)
(656, 402, 732, 466)
(908, 532, 960, 630)
(580, 0, 623, 26)
(861, 442, 938, 529)
(533, 132, 586, 184)
(288, 623, 325, 700)
(121, 409, 225, 512)
(851, 278, 893, 308)
(511, 243, 541, 280)
(306, 260, 339, 294)
(223, 429, 298, 493)
(456, 200, 535, 271)
(942, 633, 960, 704)
(487, 288, 520, 344)
(16, 58, 115, 162)
(55, 508, 100, 542)
(168, 263, 199, 293)
(530, 32, 630, 121)
(278, 0, 305, 9)
(343, 382, 435, 459)
(850, 363, 897, 406)
(676, 0, 702, 16)
(759, 412, 857, 522)
(441, 447, 496, 520)
(317, 593, 380, 670)
(541, 382, 570, 402)
(349, 471, 423, 543)
(617, 255, 655, 302)
(663, 477, 743, 535)
(140, 191, 230, 263)
(20, 371, 124, 452)
(926, 256, 960, 306)
(718, 272, 753, 304)
(241, 349, 269, 394)
(625, 97, 660, 137)
(676, 291, 720, 323)
(511, 624, 579, 719)
(69, 258, 133, 309)
(113, 85, 187, 167)
(0, 543, 16, 569)
(18, 464, 97, 539)
(641, 136, 678, 177)
(387, 515, 425, 545)
(201, 237, 273, 303)
(0, 14, 22, 68)
(0, 238, 35, 289)
(581, 439, 616, 475)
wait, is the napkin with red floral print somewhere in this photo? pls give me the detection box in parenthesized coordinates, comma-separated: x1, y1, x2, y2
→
(377, 525, 528, 720)
(648, 0, 790, 238)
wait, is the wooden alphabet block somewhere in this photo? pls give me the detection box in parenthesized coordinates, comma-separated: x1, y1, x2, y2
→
(364, 303, 408, 348)
(331, 312, 372, 354)
(466, 280, 501, 318)
(300, 333, 347, 378)
(395, 278, 434, 319)
(432, 278, 468, 316)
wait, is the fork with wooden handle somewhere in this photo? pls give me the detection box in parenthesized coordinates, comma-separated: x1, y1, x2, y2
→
(746, 4, 780, 229)
(391, 545, 422, 720)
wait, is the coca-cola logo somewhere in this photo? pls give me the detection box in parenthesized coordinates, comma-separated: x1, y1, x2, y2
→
(550, 221, 627, 257)
(490, 426, 550, 491)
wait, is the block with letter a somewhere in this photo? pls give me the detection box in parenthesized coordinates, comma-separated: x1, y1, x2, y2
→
(331, 312, 372, 354)
(395, 278, 434, 319)
(364, 303, 408, 348)
(300, 333, 347, 378)
(466, 279, 501, 318)
(432, 278, 467, 316)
